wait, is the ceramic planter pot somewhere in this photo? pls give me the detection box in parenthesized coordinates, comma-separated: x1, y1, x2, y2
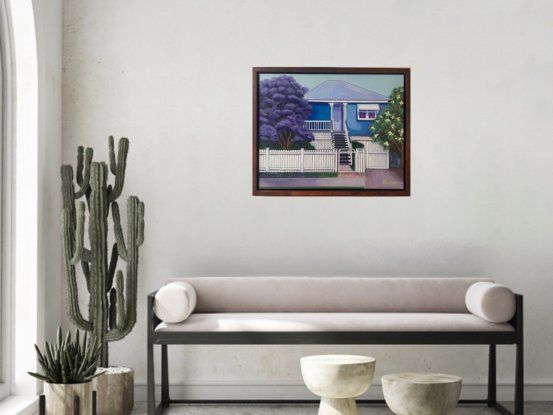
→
(44, 381, 94, 415)
(92, 368, 134, 415)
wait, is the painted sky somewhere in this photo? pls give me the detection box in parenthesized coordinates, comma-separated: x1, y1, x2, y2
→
(259, 73, 404, 97)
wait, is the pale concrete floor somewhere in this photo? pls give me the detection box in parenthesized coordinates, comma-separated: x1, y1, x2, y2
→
(131, 402, 553, 414)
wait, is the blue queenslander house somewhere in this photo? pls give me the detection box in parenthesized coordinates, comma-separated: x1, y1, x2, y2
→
(303, 80, 391, 167)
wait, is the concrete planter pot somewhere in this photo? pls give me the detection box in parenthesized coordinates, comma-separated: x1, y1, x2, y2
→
(92, 368, 134, 415)
(44, 381, 94, 415)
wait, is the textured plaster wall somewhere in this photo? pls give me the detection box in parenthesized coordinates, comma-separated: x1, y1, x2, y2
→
(34, 0, 63, 367)
(62, 0, 553, 398)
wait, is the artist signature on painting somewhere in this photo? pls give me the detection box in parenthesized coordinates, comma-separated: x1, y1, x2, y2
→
(383, 179, 398, 185)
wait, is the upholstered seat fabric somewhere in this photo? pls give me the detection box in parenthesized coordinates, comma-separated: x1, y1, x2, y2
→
(162, 277, 492, 314)
(155, 312, 515, 333)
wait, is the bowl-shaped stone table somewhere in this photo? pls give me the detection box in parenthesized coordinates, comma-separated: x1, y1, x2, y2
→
(382, 372, 462, 415)
(301, 355, 376, 415)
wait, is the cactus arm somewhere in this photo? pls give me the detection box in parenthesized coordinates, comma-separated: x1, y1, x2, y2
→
(107, 243, 118, 292)
(81, 261, 90, 291)
(136, 201, 145, 247)
(82, 248, 92, 262)
(70, 202, 86, 265)
(61, 164, 93, 328)
(107, 137, 129, 203)
(70, 202, 92, 264)
(88, 261, 96, 325)
(85, 185, 91, 206)
(106, 197, 141, 342)
(74, 148, 93, 199)
(108, 135, 117, 175)
(89, 162, 110, 367)
(76, 147, 84, 186)
(112, 202, 129, 261)
(61, 165, 76, 226)
(109, 289, 117, 330)
(116, 270, 126, 329)
(105, 269, 135, 341)
(61, 209, 93, 331)
(122, 196, 139, 335)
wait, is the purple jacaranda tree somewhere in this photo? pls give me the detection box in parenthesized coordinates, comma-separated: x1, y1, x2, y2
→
(259, 75, 314, 150)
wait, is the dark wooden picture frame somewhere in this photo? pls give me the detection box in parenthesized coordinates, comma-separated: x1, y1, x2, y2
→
(252, 67, 410, 196)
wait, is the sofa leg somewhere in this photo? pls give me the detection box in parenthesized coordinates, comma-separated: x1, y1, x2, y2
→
(515, 341, 524, 415)
(162, 345, 170, 403)
(487, 344, 497, 406)
(147, 340, 156, 415)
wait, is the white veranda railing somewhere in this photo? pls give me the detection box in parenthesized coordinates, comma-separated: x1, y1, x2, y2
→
(304, 120, 331, 131)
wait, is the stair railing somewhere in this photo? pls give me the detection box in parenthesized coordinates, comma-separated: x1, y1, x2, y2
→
(344, 120, 352, 150)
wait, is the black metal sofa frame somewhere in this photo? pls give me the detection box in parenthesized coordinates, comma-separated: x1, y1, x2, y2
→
(147, 292, 524, 415)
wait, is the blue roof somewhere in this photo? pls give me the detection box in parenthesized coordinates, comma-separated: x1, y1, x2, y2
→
(304, 80, 389, 102)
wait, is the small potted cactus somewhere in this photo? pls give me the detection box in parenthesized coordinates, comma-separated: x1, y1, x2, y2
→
(29, 327, 104, 415)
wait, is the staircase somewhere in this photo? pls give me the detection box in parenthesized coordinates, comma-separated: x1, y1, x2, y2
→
(332, 131, 351, 165)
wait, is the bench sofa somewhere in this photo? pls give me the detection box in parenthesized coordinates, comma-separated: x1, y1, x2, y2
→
(147, 277, 523, 415)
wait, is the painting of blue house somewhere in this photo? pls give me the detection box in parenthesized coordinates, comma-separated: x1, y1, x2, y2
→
(255, 71, 407, 193)
(305, 80, 388, 141)
(303, 80, 394, 168)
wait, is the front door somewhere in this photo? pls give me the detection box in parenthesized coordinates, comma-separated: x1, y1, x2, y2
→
(332, 104, 342, 131)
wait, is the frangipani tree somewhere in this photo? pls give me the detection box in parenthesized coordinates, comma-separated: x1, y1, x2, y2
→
(259, 75, 314, 150)
(369, 87, 405, 167)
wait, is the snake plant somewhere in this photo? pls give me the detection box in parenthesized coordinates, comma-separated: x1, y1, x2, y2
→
(28, 327, 105, 384)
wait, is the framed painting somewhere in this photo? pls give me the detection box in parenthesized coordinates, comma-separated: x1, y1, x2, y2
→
(252, 67, 410, 196)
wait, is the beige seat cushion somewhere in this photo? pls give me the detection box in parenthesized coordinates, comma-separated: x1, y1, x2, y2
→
(155, 313, 515, 333)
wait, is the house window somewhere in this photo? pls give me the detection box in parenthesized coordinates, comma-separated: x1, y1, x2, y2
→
(358, 109, 377, 120)
(357, 104, 380, 121)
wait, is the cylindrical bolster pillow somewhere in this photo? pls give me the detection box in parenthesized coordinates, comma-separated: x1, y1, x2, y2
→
(465, 282, 516, 323)
(154, 282, 197, 323)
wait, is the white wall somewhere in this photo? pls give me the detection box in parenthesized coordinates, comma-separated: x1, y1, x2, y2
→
(33, 0, 63, 373)
(62, 0, 553, 400)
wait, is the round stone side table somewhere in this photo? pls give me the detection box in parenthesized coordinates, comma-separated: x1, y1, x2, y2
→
(301, 355, 376, 415)
(382, 372, 462, 415)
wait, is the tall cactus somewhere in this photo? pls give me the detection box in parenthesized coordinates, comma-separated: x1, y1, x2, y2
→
(61, 136, 145, 367)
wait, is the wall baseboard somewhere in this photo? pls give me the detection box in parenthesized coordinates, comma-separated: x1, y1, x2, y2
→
(135, 381, 553, 402)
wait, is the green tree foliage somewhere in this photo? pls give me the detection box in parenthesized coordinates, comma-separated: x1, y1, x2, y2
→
(369, 87, 405, 167)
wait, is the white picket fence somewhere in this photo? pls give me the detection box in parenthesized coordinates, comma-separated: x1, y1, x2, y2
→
(259, 147, 389, 173)
(259, 149, 337, 172)
(365, 152, 389, 169)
